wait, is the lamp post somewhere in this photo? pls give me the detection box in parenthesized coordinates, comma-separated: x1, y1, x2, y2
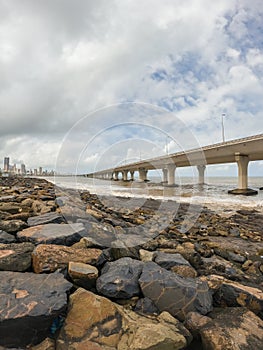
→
(221, 113, 226, 143)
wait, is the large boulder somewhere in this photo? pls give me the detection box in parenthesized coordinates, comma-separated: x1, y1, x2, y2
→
(202, 274, 263, 315)
(139, 262, 213, 321)
(27, 212, 65, 226)
(96, 257, 144, 299)
(57, 288, 190, 350)
(17, 223, 86, 246)
(0, 242, 34, 271)
(0, 271, 72, 348)
(200, 307, 263, 349)
(32, 244, 102, 273)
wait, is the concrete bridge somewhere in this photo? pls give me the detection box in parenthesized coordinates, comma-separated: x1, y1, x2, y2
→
(87, 134, 263, 195)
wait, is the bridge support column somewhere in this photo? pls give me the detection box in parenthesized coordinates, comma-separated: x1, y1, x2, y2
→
(162, 168, 168, 183)
(139, 168, 148, 182)
(228, 153, 258, 195)
(167, 164, 176, 186)
(197, 165, 206, 185)
(130, 171, 134, 181)
(122, 170, 128, 181)
(113, 171, 119, 181)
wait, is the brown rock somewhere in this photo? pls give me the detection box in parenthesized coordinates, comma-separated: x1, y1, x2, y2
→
(184, 311, 211, 338)
(0, 219, 27, 233)
(30, 338, 55, 350)
(57, 288, 189, 350)
(68, 262, 98, 289)
(171, 265, 198, 278)
(200, 307, 263, 350)
(32, 244, 102, 273)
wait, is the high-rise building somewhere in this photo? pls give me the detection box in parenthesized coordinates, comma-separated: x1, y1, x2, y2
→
(39, 167, 43, 175)
(21, 164, 26, 175)
(4, 157, 9, 172)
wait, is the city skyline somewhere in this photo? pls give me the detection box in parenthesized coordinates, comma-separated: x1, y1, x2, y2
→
(0, 156, 54, 176)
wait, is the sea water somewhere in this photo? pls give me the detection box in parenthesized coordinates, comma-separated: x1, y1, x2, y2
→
(49, 175, 263, 212)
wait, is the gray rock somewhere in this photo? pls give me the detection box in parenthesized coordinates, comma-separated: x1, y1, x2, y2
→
(139, 262, 213, 321)
(0, 230, 16, 243)
(17, 223, 86, 246)
(0, 242, 34, 271)
(96, 257, 144, 299)
(154, 251, 191, 270)
(134, 297, 159, 315)
(0, 271, 72, 347)
(27, 212, 65, 227)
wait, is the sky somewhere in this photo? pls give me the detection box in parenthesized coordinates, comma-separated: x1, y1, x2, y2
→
(0, 0, 263, 176)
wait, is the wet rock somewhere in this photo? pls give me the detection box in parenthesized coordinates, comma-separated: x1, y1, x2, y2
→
(0, 242, 34, 271)
(0, 271, 72, 348)
(0, 220, 27, 233)
(200, 307, 263, 350)
(96, 257, 144, 299)
(0, 230, 16, 243)
(17, 223, 86, 246)
(57, 288, 189, 350)
(203, 274, 263, 315)
(32, 244, 102, 273)
(68, 262, 98, 289)
(27, 212, 65, 226)
(139, 262, 213, 321)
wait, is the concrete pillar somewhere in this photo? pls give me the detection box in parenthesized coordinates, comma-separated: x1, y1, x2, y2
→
(167, 164, 176, 186)
(113, 171, 119, 181)
(123, 170, 128, 181)
(162, 168, 168, 183)
(139, 168, 148, 182)
(197, 165, 206, 185)
(236, 154, 249, 190)
(130, 171, 134, 181)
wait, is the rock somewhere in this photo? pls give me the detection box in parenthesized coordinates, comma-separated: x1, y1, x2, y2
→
(202, 274, 263, 315)
(27, 212, 65, 226)
(154, 251, 192, 270)
(139, 262, 213, 321)
(0, 220, 27, 233)
(139, 249, 154, 262)
(200, 307, 263, 349)
(30, 338, 55, 350)
(0, 203, 21, 214)
(96, 257, 144, 299)
(32, 200, 51, 214)
(184, 311, 211, 339)
(109, 240, 140, 260)
(32, 244, 102, 273)
(0, 271, 72, 348)
(134, 297, 159, 315)
(0, 230, 16, 243)
(0, 242, 34, 271)
(200, 255, 243, 278)
(57, 288, 189, 350)
(68, 262, 98, 289)
(171, 264, 198, 278)
(57, 288, 123, 349)
(17, 223, 86, 246)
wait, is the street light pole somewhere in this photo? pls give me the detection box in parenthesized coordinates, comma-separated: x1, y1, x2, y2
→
(221, 113, 226, 143)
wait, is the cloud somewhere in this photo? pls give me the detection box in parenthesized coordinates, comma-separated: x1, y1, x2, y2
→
(0, 0, 263, 174)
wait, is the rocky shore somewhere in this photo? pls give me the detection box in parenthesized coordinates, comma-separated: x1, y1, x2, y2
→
(0, 176, 263, 349)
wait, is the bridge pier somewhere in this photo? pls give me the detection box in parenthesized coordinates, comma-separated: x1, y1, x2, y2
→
(130, 171, 134, 181)
(167, 164, 176, 186)
(162, 168, 168, 183)
(197, 165, 206, 185)
(122, 170, 128, 181)
(113, 171, 119, 181)
(138, 168, 148, 182)
(228, 153, 258, 195)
